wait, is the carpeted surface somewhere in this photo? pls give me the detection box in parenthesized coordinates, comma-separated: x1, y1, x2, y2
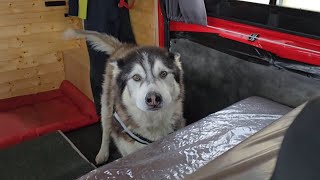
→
(0, 131, 94, 180)
(171, 39, 320, 124)
(65, 122, 122, 167)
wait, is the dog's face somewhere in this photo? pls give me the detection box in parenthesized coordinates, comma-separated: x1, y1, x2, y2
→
(112, 47, 182, 112)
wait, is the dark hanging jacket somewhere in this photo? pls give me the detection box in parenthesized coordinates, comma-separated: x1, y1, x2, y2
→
(69, 0, 136, 115)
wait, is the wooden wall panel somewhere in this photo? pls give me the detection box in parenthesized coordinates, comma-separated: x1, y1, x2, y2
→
(0, 0, 88, 99)
(0, 1, 66, 15)
(63, 40, 93, 100)
(129, 0, 158, 45)
(0, 0, 159, 100)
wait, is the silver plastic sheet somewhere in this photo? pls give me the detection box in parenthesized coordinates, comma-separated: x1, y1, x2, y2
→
(78, 96, 291, 180)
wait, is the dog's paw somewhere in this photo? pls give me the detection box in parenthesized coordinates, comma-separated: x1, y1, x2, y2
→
(95, 149, 109, 165)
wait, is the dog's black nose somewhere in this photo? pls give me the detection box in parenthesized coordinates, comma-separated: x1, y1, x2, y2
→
(145, 92, 162, 106)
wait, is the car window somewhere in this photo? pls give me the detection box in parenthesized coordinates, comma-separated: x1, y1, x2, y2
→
(238, 0, 269, 4)
(277, 0, 320, 12)
(239, 0, 320, 12)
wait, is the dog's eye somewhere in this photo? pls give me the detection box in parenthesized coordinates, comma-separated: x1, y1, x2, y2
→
(160, 71, 168, 78)
(132, 74, 141, 81)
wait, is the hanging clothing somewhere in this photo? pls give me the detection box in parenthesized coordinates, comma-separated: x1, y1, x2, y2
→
(164, 0, 207, 26)
(68, 0, 88, 19)
(78, 0, 88, 19)
(83, 0, 136, 115)
(68, 0, 78, 16)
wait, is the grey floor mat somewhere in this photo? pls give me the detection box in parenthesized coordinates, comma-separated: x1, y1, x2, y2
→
(0, 131, 94, 180)
(65, 122, 122, 167)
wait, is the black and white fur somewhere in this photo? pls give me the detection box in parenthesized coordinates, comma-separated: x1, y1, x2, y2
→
(64, 29, 185, 164)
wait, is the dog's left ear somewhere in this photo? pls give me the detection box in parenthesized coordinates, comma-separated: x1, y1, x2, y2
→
(169, 52, 182, 70)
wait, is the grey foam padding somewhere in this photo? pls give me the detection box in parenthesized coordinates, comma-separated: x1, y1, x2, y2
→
(170, 39, 320, 124)
(77, 96, 292, 180)
(0, 131, 94, 180)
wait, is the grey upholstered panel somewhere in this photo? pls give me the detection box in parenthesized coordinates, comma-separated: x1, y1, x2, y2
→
(170, 39, 320, 124)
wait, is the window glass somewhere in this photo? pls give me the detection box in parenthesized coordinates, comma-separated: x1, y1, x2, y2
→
(277, 0, 320, 12)
(238, 0, 269, 4)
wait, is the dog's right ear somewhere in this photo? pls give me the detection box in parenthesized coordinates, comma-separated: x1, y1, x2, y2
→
(109, 59, 125, 76)
(109, 59, 125, 69)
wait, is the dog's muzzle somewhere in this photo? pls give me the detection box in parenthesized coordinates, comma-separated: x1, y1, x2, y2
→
(145, 92, 162, 110)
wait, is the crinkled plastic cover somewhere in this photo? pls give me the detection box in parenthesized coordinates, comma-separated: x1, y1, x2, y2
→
(185, 103, 306, 180)
(78, 96, 291, 180)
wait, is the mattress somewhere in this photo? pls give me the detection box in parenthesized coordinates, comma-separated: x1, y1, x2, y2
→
(77, 96, 292, 179)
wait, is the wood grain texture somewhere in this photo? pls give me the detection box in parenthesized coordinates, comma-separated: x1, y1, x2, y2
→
(129, 0, 158, 46)
(0, 1, 66, 15)
(0, 0, 90, 99)
(63, 40, 93, 100)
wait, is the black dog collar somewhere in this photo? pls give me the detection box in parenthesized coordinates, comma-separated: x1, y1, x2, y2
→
(113, 112, 154, 145)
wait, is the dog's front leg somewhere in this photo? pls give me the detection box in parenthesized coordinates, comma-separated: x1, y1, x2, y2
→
(95, 82, 113, 165)
(95, 112, 112, 164)
(174, 116, 186, 130)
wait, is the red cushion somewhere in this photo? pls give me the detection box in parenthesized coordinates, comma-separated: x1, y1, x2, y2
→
(0, 80, 99, 149)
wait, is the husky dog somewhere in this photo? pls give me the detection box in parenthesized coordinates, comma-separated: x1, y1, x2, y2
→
(64, 29, 185, 164)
